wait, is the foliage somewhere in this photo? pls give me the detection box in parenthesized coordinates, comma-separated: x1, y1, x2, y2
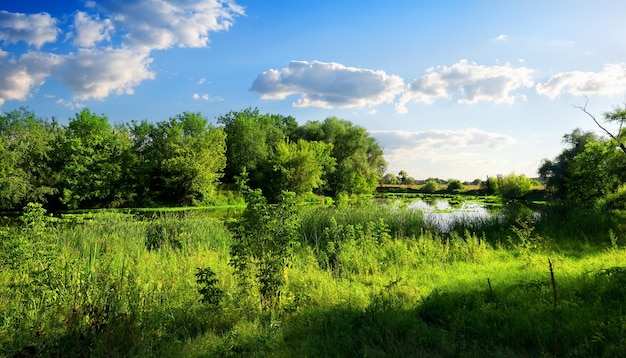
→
(230, 186, 299, 313)
(482, 176, 499, 195)
(539, 128, 601, 200)
(565, 139, 626, 207)
(446, 179, 464, 192)
(51, 109, 135, 209)
(295, 117, 387, 196)
(218, 108, 296, 187)
(497, 173, 533, 199)
(196, 267, 223, 307)
(0, 108, 58, 210)
(421, 178, 438, 193)
(131, 112, 227, 206)
(265, 139, 335, 202)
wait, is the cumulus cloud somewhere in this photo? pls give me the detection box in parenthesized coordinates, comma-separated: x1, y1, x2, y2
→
(94, 0, 245, 50)
(0, 1, 244, 105)
(0, 52, 64, 106)
(536, 63, 626, 99)
(58, 48, 155, 100)
(250, 60, 404, 109)
(0, 10, 59, 48)
(70, 11, 114, 48)
(396, 59, 534, 112)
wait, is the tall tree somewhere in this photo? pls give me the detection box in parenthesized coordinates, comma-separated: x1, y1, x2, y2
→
(0, 108, 58, 210)
(131, 112, 226, 206)
(539, 128, 600, 199)
(217, 108, 297, 189)
(51, 109, 132, 209)
(265, 139, 335, 201)
(295, 117, 387, 196)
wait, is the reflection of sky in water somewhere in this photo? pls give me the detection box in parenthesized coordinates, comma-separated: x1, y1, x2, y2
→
(404, 199, 494, 233)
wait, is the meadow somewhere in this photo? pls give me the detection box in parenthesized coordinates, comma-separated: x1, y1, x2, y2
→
(1, 199, 625, 357)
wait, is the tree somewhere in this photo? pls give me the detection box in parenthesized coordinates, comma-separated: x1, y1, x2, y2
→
(422, 178, 438, 193)
(497, 173, 533, 199)
(538, 129, 600, 199)
(218, 108, 297, 187)
(131, 112, 226, 206)
(446, 179, 464, 192)
(51, 109, 133, 209)
(265, 139, 335, 201)
(575, 99, 626, 155)
(565, 140, 626, 206)
(295, 117, 387, 196)
(0, 108, 59, 210)
(381, 173, 398, 185)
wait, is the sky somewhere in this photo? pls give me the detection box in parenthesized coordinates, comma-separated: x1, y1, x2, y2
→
(2, 1, 626, 181)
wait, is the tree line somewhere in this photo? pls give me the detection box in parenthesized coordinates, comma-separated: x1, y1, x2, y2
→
(0, 107, 386, 211)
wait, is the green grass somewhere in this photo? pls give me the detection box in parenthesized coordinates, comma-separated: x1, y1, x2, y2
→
(1, 203, 625, 357)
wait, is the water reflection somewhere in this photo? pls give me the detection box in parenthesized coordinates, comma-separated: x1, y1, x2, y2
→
(403, 199, 495, 233)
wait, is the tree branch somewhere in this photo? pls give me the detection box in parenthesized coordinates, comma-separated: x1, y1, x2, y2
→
(573, 97, 626, 155)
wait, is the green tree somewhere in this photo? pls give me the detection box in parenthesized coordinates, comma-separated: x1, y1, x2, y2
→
(381, 173, 398, 185)
(218, 108, 297, 187)
(497, 173, 533, 199)
(565, 140, 626, 206)
(131, 112, 226, 206)
(51, 109, 132, 209)
(265, 139, 335, 201)
(539, 128, 600, 199)
(0, 108, 60, 210)
(295, 117, 386, 196)
(422, 178, 438, 193)
(446, 179, 464, 192)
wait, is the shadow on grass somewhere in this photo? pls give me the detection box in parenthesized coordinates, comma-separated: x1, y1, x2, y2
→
(276, 265, 626, 358)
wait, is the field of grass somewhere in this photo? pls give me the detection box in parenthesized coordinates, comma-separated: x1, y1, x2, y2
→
(1, 201, 625, 357)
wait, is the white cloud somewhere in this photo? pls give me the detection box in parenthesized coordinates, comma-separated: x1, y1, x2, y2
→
(251, 60, 405, 109)
(70, 11, 114, 48)
(197, 77, 206, 84)
(536, 63, 626, 99)
(496, 34, 507, 41)
(396, 59, 534, 112)
(193, 92, 221, 101)
(0, 2, 244, 106)
(0, 10, 59, 48)
(58, 47, 155, 100)
(95, 0, 245, 50)
(56, 98, 85, 110)
(0, 52, 63, 106)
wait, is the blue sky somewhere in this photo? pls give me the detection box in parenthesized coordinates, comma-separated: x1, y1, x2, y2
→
(2, 1, 626, 181)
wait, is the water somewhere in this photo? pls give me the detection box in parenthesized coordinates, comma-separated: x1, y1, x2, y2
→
(401, 199, 495, 233)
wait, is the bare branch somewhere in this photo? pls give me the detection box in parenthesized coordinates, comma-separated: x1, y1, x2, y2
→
(573, 97, 626, 155)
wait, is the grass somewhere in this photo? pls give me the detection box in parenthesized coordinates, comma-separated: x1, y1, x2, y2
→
(0, 201, 625, 356)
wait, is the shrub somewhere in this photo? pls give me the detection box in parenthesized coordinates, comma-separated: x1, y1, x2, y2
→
(498, 173, 533, 199)
(422, 179, 438, 193)
(446, 179, 464, 192)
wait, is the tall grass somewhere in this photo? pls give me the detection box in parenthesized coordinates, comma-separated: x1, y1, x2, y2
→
(0, 202, 625, 356)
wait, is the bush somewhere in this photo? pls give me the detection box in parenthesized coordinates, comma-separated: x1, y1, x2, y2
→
(498, 174, 533, 199)
(446, 179, 464, 192)
(421, 179, 438, 193)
